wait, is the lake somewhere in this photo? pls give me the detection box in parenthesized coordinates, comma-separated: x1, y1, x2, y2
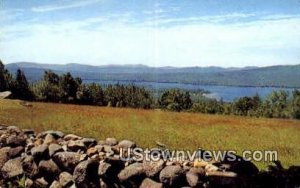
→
(84, 80, 296, 102)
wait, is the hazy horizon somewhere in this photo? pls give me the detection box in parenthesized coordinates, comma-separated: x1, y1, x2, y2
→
(1, 0, 300, 67)
(3, 61, 300, 69)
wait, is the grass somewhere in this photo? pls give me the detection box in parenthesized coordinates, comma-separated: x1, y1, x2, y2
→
(0, 99, 300, 169)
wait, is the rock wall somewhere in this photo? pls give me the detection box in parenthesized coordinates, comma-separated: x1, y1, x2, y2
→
(0, 125, 299, 188)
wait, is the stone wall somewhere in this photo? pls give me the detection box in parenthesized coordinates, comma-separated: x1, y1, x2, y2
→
(0, 125, 299, 188)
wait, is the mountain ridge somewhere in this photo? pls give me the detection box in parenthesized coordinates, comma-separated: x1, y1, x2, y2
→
(5, 62, 300, 88)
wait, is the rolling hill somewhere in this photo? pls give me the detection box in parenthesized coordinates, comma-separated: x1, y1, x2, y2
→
(5, 62, 300, 88)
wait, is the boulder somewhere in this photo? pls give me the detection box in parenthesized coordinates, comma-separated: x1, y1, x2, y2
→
(59, 171, 74, 187)
(34, 177, 48, 188)
(118, 162, 145, 182)
(73, 159, 99, 188)
(143, 159, 165, 177)
(7, 126, 21, 134)
(49, 143, 63, 157)
(140, 178, 163, 188)
(118, 140, 136, 149)
(82, 138, 97, 147)
(206, 171, 238, 187)
(25, 178, 34, 188)
(105, 138, 118, 146)
(98, 160, 112, 176)
(159, 165, 185, 187)
(39, 130, 65, 139)
(53, 152, 82, 173)
(49, 180, 62, 188)
(31, 144, 49, 161)
(205, 164, 219, 172)
(186, 167, 206, 187)
(68, 140, 86, 152)
(193, 159, 209, 168)
(0, 147, 10, 169)
(38, 159, 61, 180)
(220, 154, 259, 175)
(22, 155, 38, 178)
(8, 146, 24, 158)
(1, 157, 23, 179)
(44, 134, 57, 145)
(6, 134, 26, 147)
(64, 134, 82, 141)
(87, 147, 98, 157)
(22, 129, 35, 135)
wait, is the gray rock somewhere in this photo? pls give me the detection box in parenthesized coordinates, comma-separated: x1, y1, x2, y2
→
(7, 126, 21, 134)
(73, 159, 99, 188)
(205, 171, 238, 187)
(118, 140, 136, 149)
(64, 134, 82, 141)
(53, 152, 82, 173)
(49, 180, 62, 188)
(44, 134, 57, 145)
(22, 128, 35, 135)
(159, 165, 185, 186)
(140, 178, 163, 188)
(68, 140, 86, 152)
(87, 147, 98, 157)
(118, 162, 145, 182)
(205, 164, 219, 172)
(82, 138, 97, 147)
(105, 138, 118, 146)
(186, 167, 205, 187)
(22, 155, 38, 178)
(6, 134, 26, 147)
(98, 160, 112, 176)
(103, 145, 113, 153)
(39, 130, 65, 139)
(34, 177, 48, 188)
(8, 146, 24, 158)
(143, 159, 165, 177)
(220, 154, 259, 175)
(59, 171, 74, 187)
(49, 143, 63, 157)
(25, 178, 34, 188)
(38, 159, 61, 178)
(31, 144, 49, 160)
(1, 157, 23, 179)
(0, 147, 10, 169)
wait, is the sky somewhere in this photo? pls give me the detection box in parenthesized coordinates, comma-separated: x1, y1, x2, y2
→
(0, 0, 300, 67)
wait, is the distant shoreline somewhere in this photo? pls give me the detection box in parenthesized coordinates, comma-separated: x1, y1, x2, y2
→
(82, 79, 300, 90)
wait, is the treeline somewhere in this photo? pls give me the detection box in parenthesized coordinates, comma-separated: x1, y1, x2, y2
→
(1, 60, 153, 108)
(1, 60, 300, 119)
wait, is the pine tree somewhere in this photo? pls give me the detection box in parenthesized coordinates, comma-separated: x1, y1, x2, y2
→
(11, 69, 34, 100)
(0, 60, 12, 91)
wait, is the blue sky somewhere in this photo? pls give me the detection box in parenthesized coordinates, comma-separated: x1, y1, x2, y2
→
(1, 0, 300, 67)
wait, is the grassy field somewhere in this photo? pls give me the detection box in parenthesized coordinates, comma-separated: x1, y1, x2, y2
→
(0, 99, 299, 169)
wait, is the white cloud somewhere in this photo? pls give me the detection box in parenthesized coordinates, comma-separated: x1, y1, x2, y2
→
(1, 14, 300, 67)
(31, 0, 102, 12)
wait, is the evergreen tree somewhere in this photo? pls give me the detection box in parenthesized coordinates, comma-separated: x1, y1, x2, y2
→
(11, 69, 33, 100)
(290, 90, 300, 119)
(59, 72, 81, 103)
(0, 60, 13, 91)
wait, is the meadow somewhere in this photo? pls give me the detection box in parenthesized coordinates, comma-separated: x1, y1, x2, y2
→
(0, 99, 299, 169)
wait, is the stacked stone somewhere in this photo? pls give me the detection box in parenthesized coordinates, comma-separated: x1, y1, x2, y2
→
(0, 125, 287, 188)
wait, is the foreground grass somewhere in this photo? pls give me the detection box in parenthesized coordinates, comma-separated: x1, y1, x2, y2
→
(0, 99, 299, 169)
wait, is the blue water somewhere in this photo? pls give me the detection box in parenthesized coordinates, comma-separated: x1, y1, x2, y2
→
(84, 80, 296, 102)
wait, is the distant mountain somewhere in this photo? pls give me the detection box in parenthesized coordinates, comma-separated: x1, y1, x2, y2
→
(5, 62, 300, 88)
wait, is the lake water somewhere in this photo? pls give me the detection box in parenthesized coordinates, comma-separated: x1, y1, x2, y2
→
(85, 80, 296, 102)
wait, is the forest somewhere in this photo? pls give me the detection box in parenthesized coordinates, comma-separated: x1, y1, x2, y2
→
(1, 60, 300, 119)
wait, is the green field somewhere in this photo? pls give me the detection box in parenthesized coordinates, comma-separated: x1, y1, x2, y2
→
(0, 99, 299, 169)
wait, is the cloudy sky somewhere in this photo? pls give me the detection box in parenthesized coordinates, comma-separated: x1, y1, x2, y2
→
(1, 0, 300, 67)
